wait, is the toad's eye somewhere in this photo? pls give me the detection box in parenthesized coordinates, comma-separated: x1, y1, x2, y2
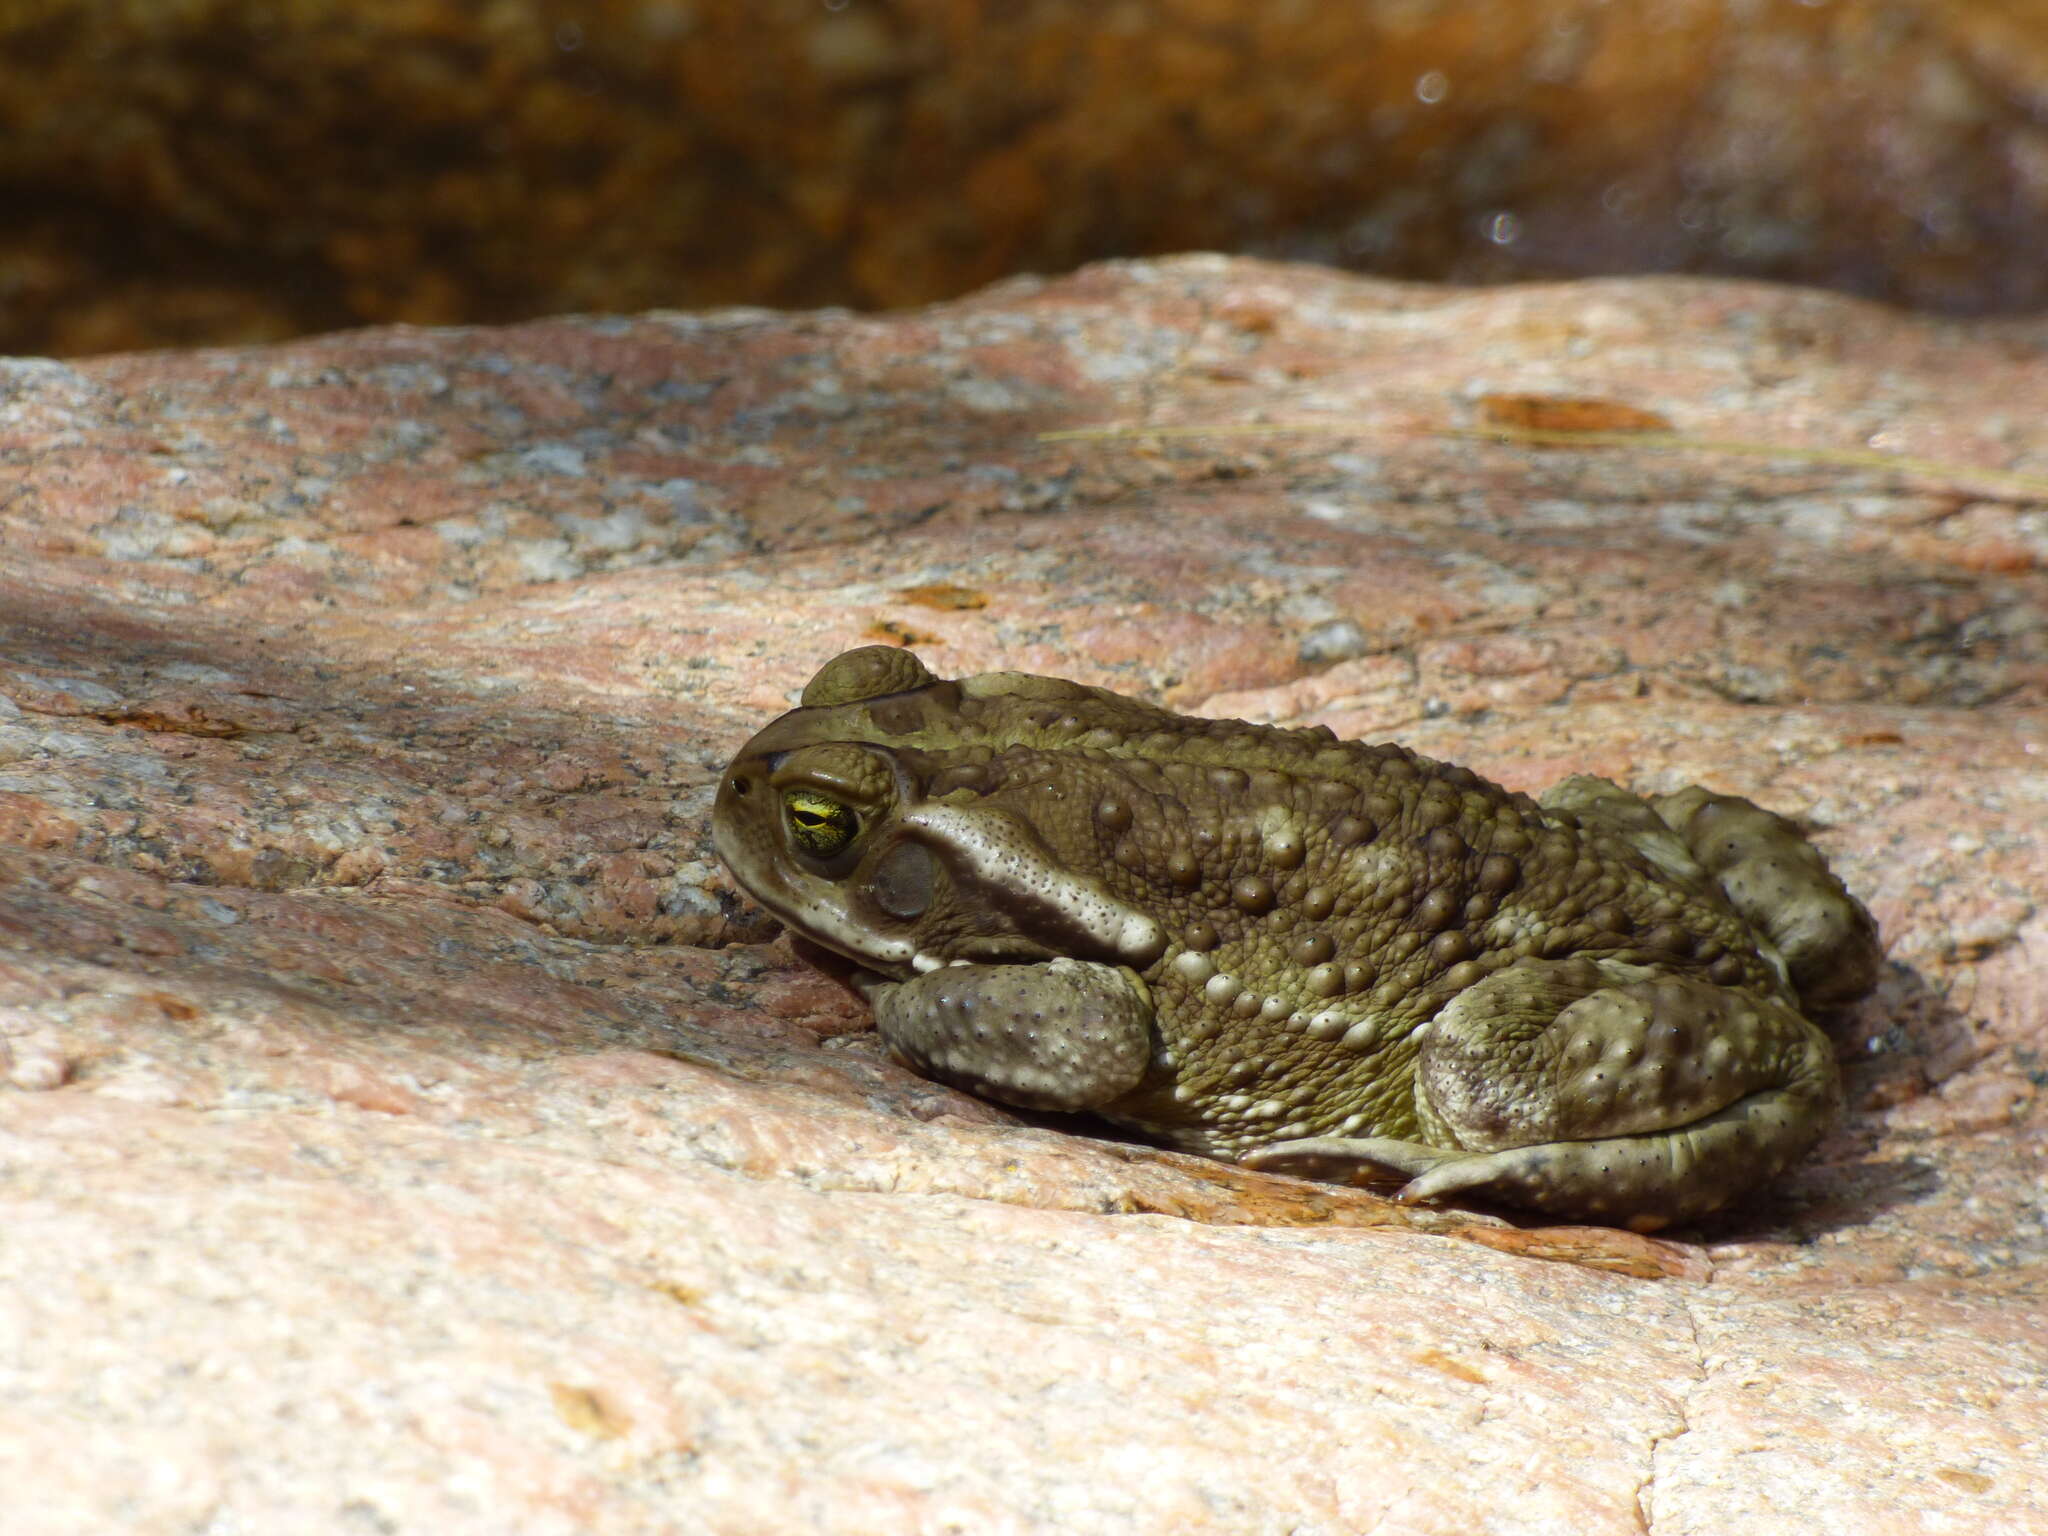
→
(784, 789, 860, 859)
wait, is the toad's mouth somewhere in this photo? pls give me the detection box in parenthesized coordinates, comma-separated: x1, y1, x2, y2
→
(787, 899, 1063, 980)
(787, 930, 1056, 993)
(722, 849, 1054, 982)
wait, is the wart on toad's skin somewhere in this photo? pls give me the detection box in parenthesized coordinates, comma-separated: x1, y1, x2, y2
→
(714, 646, 1881, 1234)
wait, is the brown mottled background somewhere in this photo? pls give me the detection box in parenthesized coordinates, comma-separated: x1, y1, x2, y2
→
(4, 0, 2047, 357)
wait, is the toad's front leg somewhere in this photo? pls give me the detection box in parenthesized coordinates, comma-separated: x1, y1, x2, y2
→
(1244, 956, 1840, 1231)
(859, 959, 1156, 1112)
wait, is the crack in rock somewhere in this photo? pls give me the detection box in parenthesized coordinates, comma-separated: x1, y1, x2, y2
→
(1638, 1288, 1709, 1535)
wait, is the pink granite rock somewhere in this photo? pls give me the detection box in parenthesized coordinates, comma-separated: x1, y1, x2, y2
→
(1, 257, 2042, 1532)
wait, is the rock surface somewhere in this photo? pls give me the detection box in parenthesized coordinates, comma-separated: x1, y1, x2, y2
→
(2, 255, 2045, 1532)
(8, 0, 2048, 354)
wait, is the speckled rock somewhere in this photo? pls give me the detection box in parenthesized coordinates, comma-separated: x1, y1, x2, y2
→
(1, 257, 2044, 1533)
(7, 0, 2048, 355)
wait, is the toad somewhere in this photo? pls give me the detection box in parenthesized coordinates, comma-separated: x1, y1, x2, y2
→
(714, 646, 1880, 1231)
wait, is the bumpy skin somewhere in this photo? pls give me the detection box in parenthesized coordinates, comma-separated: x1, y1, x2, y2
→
(714, 646, 1882, 1231)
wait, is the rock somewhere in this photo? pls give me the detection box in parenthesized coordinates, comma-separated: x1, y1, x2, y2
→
(1, 256, 2043, 1532)
(7, 2, 2048, 354)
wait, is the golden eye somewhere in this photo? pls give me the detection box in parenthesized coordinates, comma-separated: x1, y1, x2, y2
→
(784, 789, 860, 859)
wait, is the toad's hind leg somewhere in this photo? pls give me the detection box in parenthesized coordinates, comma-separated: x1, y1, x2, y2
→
(1243, 957, 1839, 1231)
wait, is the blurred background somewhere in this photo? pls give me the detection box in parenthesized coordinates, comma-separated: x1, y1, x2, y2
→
(3, 0, 2045, 357)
